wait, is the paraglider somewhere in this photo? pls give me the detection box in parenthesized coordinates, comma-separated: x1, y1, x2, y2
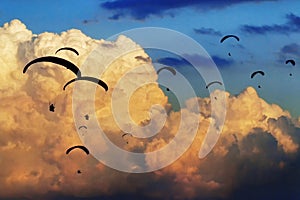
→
(66, 145, 89, 155)
(63, 76, 108, 91)
(250, 70, 265, 89)
(285, 59, 296, 76)
(156, 66, 176, 76)
(122, 133, 132, 144)
(55, 47, 79, 56)
(220, 34, 240, 43)
(23, 56, 82, 77)
(135, 56, 150, 62)
(250, 70, 265, 79)
(78, 125, 87, 130)
(286, 59, 296, 66)
(49, 103, 55, 112)
(206, 81, 223, 89)
(84, 114, 89, 120)
(66, 145, 89, 174)
(157, 67, 176, 92)
(220, 34, 240, 56)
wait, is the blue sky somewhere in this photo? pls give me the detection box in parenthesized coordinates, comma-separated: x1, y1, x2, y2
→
(1, 0, 300, 116)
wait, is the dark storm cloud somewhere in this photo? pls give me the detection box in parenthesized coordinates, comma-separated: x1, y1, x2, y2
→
(241, 13, 300, 35)
(101, 0, 269, 20)
(194, 27, 222, 36)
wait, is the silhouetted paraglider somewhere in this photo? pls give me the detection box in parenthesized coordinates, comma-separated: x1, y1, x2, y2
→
(157, 66, 176, 76)
(66, 145, 89, 174)
(251, 70, 265, 88)
(286, 59, 296, 66)
(49, 103, 55, 112)
(66, 145, 89, 155)
(135, 56, 150, 62)
(157, 67, 176, 92)
(122, 133, 132, 144)
(78, 125, 87, 130)
(220, 35, 240, 43)
(220, 34, 240, 56)
(285, 59, 296, 76)
(250, 70, 265, 79)
(55, 47, 79, 56)
(206, 81, 223, 89)
(84, 114, 89, 120)
(63, 76, 108, 91)
(23, 56, 82, 77)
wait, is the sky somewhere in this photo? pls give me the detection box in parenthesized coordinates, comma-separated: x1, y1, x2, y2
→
(1, 0, 300, 116)
(1, 0, 300, 200)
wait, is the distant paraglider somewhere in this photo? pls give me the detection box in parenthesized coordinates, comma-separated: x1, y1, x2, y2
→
(84, 114, 89, 120)
(49, 103, 55, 112)
(250, 70, 265, 88)
(63, 76, 108, 91)
(78, 125, 87, 130)
(206, 81, 223, 89)
(157, 66, 176, 92)
(250, 70, 265, 79)
(23, 56, 82, 77)
(66, 145, 89, 174)
(135, 56, 150, 62)
(66, 145, 89, 155)
(285, 59, 296, 76)
(55, 47, 79, 56)
(122, 133, 133, 144)
(220, 35, 240, 43)
(286, 59, 296, 66)
(156, 66, 176, 76)
(220, 34, 240, 56)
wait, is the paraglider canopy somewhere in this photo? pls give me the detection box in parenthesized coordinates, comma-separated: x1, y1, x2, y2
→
(66, 145, 89, 155)
(285, 59, 296, 66)
(55, 47, 79, 56)
(156, 66, 176, 75)
(250, 70, 265, 79)
(220, 34, 240, 43)
(206, 81, 223, 89)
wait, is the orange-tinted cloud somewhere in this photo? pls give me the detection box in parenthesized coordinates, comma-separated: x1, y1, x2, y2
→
(0, 20, 300, 200)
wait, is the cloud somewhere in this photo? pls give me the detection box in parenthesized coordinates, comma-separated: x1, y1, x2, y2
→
(108, 13, 125, 20)
(280, 43, 300, 55)
(101, 0, 267, 20)
(241, 13, 300, 35)
(156, 57, 190, 67)
(1, 19, 300, 200)
(212, 55, 234, 67)
(275, 43, 300, 65)
(194, 27, 222, 36)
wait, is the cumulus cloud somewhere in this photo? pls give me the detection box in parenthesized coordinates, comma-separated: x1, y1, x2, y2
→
(0, 20, 300, 200)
